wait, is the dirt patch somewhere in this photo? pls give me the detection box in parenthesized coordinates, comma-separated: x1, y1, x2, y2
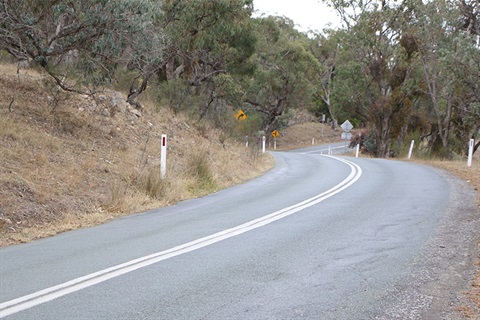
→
(275, 121, 342, 150)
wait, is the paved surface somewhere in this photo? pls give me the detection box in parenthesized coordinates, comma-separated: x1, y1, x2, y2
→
(0, 145, 478, 319)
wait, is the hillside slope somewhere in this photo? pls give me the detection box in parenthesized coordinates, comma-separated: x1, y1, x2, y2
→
(0, 64, 279, 245)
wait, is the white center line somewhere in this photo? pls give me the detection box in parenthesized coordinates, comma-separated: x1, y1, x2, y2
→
(0, 155, 362, 318)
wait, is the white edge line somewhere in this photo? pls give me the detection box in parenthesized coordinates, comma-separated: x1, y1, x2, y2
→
(302, 146, 347, 154)
(0, 155, 362, 318)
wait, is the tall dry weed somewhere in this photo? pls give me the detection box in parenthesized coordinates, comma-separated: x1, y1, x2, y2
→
(134, 167, 167, 200)
(187, 149, 216, 194)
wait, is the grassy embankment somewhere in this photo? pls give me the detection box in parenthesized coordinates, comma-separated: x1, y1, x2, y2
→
(0, 63, 277, 245)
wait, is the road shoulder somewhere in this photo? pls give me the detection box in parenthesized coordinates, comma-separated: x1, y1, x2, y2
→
(374, 167, 480, 319)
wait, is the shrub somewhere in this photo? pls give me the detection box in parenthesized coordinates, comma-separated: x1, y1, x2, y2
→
(349, 128, 377, 155)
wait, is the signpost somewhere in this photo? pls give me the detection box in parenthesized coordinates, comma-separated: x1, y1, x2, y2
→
(341, 120, 353, 133)
(340, 120, 353, 152)
(271, 130, 279, 150)
(234, 110, 247, 121)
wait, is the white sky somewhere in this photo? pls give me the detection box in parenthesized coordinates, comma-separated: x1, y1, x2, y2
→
(253, 0, 341, 33)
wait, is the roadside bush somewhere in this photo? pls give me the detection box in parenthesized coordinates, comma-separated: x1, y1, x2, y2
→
(349, 128, 377, 156)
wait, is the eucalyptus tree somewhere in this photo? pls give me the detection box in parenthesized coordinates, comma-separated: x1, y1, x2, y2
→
(408, 0, 480, 156)
(329, 42, 370, 126)
(459, 0, 479, 36)
(150, 0, 257, 117)
(324, 0, 421, 157)
(0, 0, 163, 96)
(308, 32, 341, 128)
(411, 1, 458, 153)
(455, 0, 480, 154)
(446, 32, 480, 155)
(243, 16, 321, 138)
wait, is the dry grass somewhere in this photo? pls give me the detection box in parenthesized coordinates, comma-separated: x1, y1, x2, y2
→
(427, 159, 480, 204)
(275, 121, 342, 150)
(0, 64, 274, 246)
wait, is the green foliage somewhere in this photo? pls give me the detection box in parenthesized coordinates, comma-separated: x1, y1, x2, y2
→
(391, 131, 421, 159)
(349, 128, 378, 156)
(157, 79, 195, 114)
(160, 0, 256, 79)
(2, 0, 478, 159)
(308, 99, 329, 120)
(121, 0, 257, 115)
(243, 16, 321, 134)
(113, 69, 141, 93)
(331, 59, 368, 124)
(1, 0, 164, 92)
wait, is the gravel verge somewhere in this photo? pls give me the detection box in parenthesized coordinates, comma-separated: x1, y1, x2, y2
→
(373, 167, 480, 320)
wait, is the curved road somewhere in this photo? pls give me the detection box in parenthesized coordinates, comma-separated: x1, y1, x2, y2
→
(0, 145, 478, 319)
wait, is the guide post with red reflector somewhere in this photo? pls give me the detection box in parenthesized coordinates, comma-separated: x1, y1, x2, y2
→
(161, 134, 167, 179)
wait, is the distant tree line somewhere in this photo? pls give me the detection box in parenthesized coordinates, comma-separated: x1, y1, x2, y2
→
(1, 0, 478, 157)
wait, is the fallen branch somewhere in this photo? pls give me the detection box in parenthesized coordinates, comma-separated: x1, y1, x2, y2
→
(8, 96, 14, 112)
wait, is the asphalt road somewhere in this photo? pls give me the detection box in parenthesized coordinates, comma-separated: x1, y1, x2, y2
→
(0, 145, 478, 319)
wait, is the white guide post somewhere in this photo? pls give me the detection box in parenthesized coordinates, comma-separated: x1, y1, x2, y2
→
(408, 140, 415, 160)
(312, 138, 315, 145)
(356, 144, 360, 158)
(160, 134, 167, 179)
(467, 139, 474, 167)
(274, 138, 277, 150)
(321, 114, 325, 135)
(262, 136, 266, 154)
(328, 146, 331, 155)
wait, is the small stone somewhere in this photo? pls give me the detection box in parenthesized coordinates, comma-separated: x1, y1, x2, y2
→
(130, 109, 141, 118)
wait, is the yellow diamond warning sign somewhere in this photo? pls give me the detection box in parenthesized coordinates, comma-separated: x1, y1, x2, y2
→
(271, 130, 279, 138)
(234, 110, 247, 121)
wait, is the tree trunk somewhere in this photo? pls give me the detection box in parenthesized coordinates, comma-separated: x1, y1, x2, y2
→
(127, 70, 156, 109)
(320, 74, 338, 130)
(376, 116, 390, 157)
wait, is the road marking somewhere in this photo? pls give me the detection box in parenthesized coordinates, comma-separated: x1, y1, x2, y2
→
(0, 155, 362, 318)
(302, 146, 346, 154)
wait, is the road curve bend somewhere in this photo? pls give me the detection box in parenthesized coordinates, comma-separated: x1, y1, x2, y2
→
(0, 147, 478, 319)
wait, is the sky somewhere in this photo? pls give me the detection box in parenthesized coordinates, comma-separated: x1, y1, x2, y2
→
(253, 0, 341, 33)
